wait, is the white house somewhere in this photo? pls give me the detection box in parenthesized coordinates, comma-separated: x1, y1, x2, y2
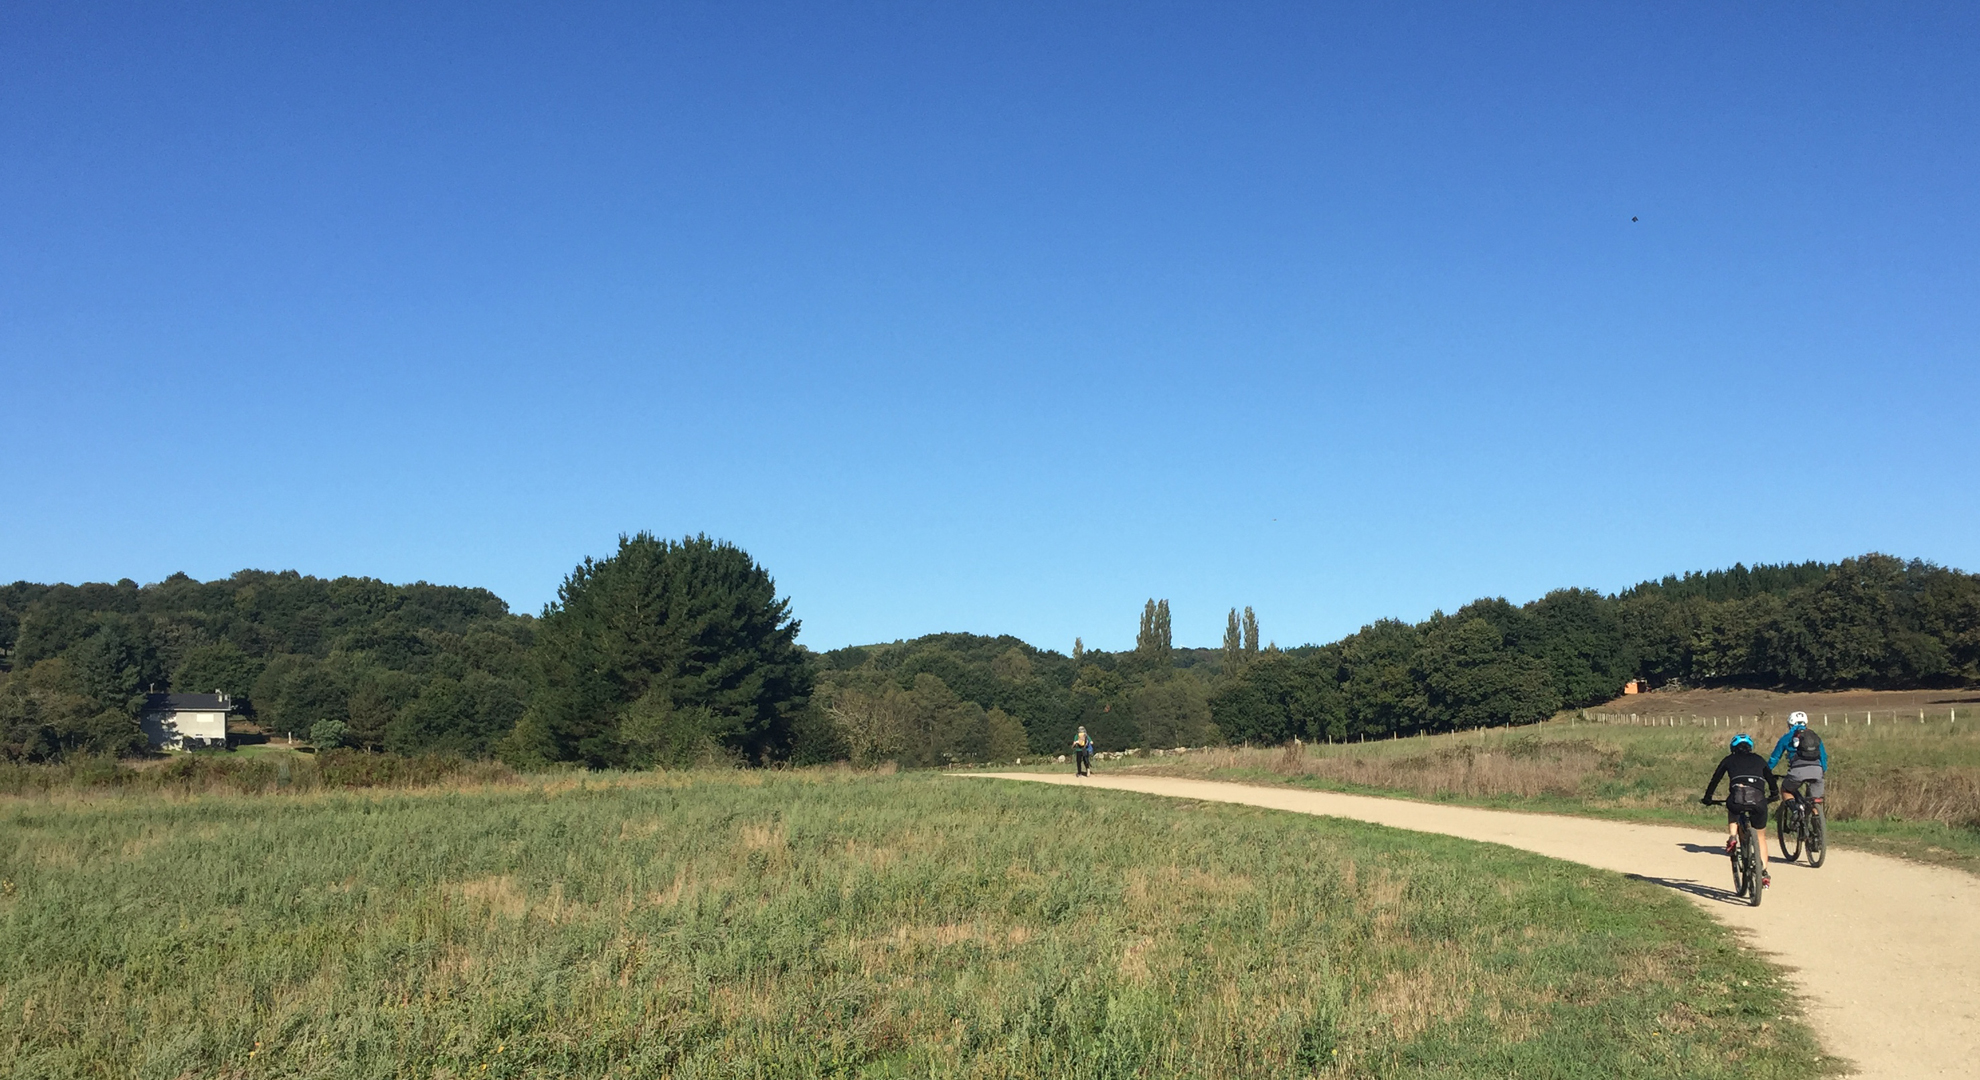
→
(141, 692, 233, 750)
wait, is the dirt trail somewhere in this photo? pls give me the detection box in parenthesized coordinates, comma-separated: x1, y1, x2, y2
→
(971, 773, 1980, 1078)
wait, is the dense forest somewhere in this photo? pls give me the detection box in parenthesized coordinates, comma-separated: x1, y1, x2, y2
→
(2, 550, 1976, 766)
(0, 571, 533, 761)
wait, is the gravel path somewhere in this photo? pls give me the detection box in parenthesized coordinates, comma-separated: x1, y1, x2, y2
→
(970, 772, 1980, 1078)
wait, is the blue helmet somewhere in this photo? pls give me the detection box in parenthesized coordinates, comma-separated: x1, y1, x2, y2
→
(1730, 733, 1755, 752)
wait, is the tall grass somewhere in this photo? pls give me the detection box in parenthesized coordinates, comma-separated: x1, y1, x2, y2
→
(0, 748, 520, 798)
(1839, 766, 1980, 825)
(1248, 740, 1603, 801)
(0, 770, 1829, 1078)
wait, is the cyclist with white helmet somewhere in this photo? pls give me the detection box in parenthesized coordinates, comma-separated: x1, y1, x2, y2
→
(1769, 711, 1827, 804)
(1701, 733, 1778, 888)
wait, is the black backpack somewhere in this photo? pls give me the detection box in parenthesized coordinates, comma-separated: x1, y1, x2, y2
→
(1791, 728, 1823, 764)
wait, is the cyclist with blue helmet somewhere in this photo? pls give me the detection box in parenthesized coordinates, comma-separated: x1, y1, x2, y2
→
(1768, 711, 1827, 803)
(1702, 732, 1779, 888)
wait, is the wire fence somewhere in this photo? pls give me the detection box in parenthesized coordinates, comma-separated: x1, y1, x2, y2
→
(1579, 708, 1965, 731)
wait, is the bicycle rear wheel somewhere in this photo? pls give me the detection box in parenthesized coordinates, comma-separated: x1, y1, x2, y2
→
(1777, 801, 1802, 862)
(1808, 804, 1827, 868)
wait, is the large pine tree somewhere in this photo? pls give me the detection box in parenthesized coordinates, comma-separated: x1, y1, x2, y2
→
(503, 533, 810, 768)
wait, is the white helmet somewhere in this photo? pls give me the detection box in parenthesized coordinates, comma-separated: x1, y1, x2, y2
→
(1789, 711, 1809, 727)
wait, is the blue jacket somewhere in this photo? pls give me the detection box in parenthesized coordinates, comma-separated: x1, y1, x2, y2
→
(1769, 728, 1827, 770)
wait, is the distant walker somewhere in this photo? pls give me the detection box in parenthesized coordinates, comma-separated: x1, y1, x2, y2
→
(1072, 725, 1094, 777)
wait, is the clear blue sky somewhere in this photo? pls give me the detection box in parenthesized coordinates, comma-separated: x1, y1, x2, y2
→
(3, 3, 1976, 651)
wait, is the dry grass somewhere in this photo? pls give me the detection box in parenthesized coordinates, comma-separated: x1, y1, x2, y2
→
(1237, 738, 1612, 801)
(1307, 745, 1566, 798)
(447, 875, 528, 919)
(1840, 766, 1980, 826)
(0, 747, 523, 799)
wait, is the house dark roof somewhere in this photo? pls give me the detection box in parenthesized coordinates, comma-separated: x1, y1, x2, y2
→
(144, 693, 231, 712)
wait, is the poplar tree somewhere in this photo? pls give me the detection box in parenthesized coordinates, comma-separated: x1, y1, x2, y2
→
(1222, 608, 1243, 673)
(1136, 599, 1173, 671)
(1243, 606, 1260, 657)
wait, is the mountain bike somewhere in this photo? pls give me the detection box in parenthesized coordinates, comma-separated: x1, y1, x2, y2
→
(1707, 797, 1766, 907)
(1776, 782, 1827, 868)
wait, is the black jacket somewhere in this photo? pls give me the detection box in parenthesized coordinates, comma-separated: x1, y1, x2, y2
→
(1704, 750, 1778, 802)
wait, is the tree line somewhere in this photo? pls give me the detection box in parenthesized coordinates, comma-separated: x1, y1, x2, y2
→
(0, 570, 533, 761)
(1209, 554, 1980, 744)
(2, 546, 1975, 766)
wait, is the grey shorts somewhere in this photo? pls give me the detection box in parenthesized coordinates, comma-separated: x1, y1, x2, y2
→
(1784, 765, 1825, 799)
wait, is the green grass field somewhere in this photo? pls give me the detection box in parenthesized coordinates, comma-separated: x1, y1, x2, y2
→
(1084, 714, 1980, 874)
(0, 769, 1830, 1079)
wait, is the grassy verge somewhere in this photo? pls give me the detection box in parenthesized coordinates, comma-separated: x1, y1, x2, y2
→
(1061, 717, 1980, 875)
(0, 769, 1832, 1078)
(0, 747, 520, 797)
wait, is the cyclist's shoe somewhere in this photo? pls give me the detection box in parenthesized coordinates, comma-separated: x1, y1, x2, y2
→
(1724, 839, 1738, 855)
(1761, 874, 1771, 889)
